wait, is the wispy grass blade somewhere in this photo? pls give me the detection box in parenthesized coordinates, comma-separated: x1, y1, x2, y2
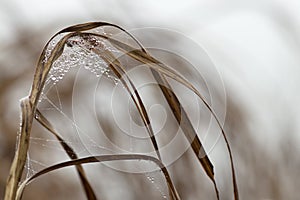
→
(88, 42, 177, 198)
(35, 109, 97, 200)
(96, 34, 238, 199)
(5, 98, 33, 200)
(88, 40, 162, 160)
(150, 70, 219, 199)
(16, 154, 180, 200)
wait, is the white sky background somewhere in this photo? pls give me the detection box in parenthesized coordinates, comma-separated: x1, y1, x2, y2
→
(1, 0, 300, 198)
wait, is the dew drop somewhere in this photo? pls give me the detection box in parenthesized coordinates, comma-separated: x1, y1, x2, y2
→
(35, 113, 40, 120)
(147, 176, 155, 183)
(70, 54, 76, 61)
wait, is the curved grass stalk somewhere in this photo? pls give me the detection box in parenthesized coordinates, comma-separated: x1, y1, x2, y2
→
(93, 34, 239, 199)
(5, 98, 33, 200)
(16, 154, 180, 200)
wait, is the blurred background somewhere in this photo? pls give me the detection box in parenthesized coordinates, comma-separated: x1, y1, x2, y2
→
(1, 0, 300, 199)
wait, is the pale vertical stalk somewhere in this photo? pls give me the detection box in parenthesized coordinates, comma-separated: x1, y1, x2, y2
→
(5, 98, 33, 200)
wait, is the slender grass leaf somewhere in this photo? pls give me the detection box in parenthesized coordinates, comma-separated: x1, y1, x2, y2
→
(16, 154, 180, 200)
(5, 98, 33, 200)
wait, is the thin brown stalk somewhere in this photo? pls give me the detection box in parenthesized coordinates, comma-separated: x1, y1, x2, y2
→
(96, 34, 238, 199)
(5, 98, 33, 200)
(16, 154, 180, 200)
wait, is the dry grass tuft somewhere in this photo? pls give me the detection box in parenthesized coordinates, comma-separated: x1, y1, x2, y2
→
(4, 22, 239, 200)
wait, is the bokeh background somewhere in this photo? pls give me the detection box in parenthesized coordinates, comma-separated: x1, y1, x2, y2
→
(1, 0, 300, 199)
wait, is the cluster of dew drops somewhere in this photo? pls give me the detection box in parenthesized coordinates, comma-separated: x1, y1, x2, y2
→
(43, 30, 120, 86)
